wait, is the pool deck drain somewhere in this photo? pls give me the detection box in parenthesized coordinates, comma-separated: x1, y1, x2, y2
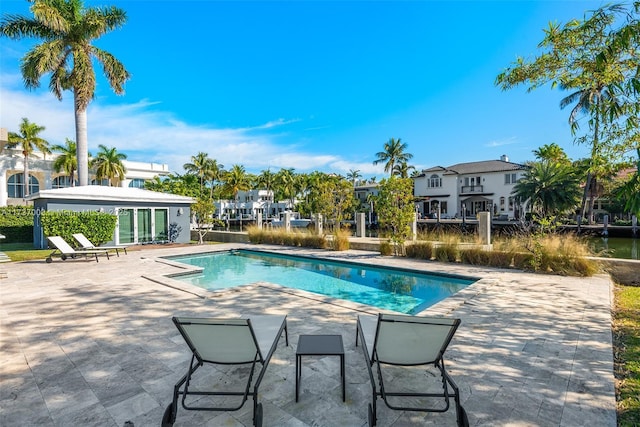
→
(0, 243, 616, 426)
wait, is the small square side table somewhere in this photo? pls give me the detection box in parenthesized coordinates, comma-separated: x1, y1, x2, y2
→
(295, 334, 345, 402)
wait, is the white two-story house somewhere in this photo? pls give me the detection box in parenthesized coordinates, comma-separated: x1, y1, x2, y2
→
(413, 155, 528, 220)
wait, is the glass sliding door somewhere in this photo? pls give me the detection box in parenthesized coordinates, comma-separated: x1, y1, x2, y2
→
(138, 209, 152, 243)
(118, 209, 135, 244)
(154, 209, 168, 242)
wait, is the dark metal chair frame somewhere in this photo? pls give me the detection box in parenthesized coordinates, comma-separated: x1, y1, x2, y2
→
(356, 313, 469, 427)
(162, 316, 288, 427)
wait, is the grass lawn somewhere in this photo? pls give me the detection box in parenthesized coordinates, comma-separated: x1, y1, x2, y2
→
(614, 284, 640, 427)
(1, 242, 50, 261)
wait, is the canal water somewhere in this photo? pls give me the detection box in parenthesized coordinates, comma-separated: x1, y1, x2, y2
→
(588, 237, 639, 260)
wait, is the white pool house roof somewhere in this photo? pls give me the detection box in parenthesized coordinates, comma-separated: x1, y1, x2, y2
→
(26, 186, 193, 204)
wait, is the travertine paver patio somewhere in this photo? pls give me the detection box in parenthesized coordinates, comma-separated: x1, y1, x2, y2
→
(0, 243, 616, 426)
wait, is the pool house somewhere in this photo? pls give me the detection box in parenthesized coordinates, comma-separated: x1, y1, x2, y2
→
(27, 186, 193, 249)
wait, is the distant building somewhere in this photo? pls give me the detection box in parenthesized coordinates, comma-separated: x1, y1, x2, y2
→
(412, 155, 528, 219)
(214, 189, 294, 221)
(0, 127, 170, 207)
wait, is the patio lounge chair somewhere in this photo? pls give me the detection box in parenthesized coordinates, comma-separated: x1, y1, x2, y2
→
(46, 236, 110, 263)
(356, 313, 469, 427)
(72, 233, 128, 256)
(163, 315, 289, 427)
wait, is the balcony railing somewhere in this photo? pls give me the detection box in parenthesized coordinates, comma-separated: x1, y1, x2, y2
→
(461, 185, 484, 193)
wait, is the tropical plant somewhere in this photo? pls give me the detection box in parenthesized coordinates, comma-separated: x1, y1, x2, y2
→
(51, 138, 78, 186)
(1, 0, 130, 186)
(533, 143, 571, 165)
(495, 3, 640, 224)
(346, 169, 362, 186)
(224, 164, 251, 230)
(392, 161, 416, 178)
(192, 196, 216, 244)
(614, 148, 640, 216)
(6, 117, 50, 197)
(183, 152, 212, 195)
(275, 168, 298, 209)
(205, 158, 224, 199)
(512, 160, 581, 217)
(305, 175, 355, 234)
(373, 137, 413, 176)
(374, 176, 415, 255)
(258, 168, 276, 218)
(91, 144, 127, 186)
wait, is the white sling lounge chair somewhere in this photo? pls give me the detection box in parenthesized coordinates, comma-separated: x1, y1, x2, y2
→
(72, 233, 128, 256)
(356, 313, 468, 427)
(46, 236, 110, 263)
(163, 315, 289, 427)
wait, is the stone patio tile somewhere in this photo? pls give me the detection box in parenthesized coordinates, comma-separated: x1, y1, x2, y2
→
(0, 243, 618, 426)
(105, 391, 160, 427)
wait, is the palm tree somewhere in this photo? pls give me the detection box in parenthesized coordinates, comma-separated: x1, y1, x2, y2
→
(559, 84, 615, 223)
(276, 168, 298, 210)
(373, 138, 413, 176)
(1, 0, 130, 187)
(91, 144, 127, 186)
(183, 152, 212, 195)
(224, 164, 251, 230)
(258, 168, 276, 218)
(346, 169, 362, 186)
(512, 160, 581, 217)
(392, 161, 416, 178)
(51, 138, 78, 186)
(7, 117, 50, 197)
(205, 159, 224, 199)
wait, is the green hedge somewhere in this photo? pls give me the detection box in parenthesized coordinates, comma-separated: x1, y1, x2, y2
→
(0, 206, 34, 243)
(40, 211, 117, 246)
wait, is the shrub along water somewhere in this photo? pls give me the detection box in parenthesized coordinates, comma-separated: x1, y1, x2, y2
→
(246, 226, 326, 249)
(248, 224, 598, 277)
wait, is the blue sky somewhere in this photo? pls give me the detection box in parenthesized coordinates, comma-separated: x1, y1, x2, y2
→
(1, 0, 606, 178)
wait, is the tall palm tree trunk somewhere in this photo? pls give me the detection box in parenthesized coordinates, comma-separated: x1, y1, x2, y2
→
(75, 92, 89, 186)
(580, 111, 600, 225)
(22, 151, 30, 197)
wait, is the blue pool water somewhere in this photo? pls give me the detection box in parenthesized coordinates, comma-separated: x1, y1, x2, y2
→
(169, 250, 477, 314)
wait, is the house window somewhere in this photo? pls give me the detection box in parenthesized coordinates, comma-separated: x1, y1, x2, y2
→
(500, 197, 506, 211)
(7, 173, 39, 198)
(505, 173, 517, 184)
(128, 178, 146, 188)
(52, 176, 75, 189)
(463, 176, 481, 187)
(440, 201, 448, 214)
(91, 178, 110, 186)
(508, 197, 515, 211)
(427, 174, 441, 188)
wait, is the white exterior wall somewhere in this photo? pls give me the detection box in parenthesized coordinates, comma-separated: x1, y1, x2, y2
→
(441, 175, 459, 215)
(415, 166, 525, 219)
(0, 148, 170, 207)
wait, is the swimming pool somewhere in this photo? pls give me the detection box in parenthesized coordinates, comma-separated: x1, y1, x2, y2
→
(169, 250, 477, 314)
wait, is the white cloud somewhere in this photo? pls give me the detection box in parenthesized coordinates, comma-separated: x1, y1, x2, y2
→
(484, 137, 519, 148)
(0, 83, 378, 176)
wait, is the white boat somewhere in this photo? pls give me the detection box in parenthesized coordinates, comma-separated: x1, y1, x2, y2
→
(269, 212, 313, 229)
